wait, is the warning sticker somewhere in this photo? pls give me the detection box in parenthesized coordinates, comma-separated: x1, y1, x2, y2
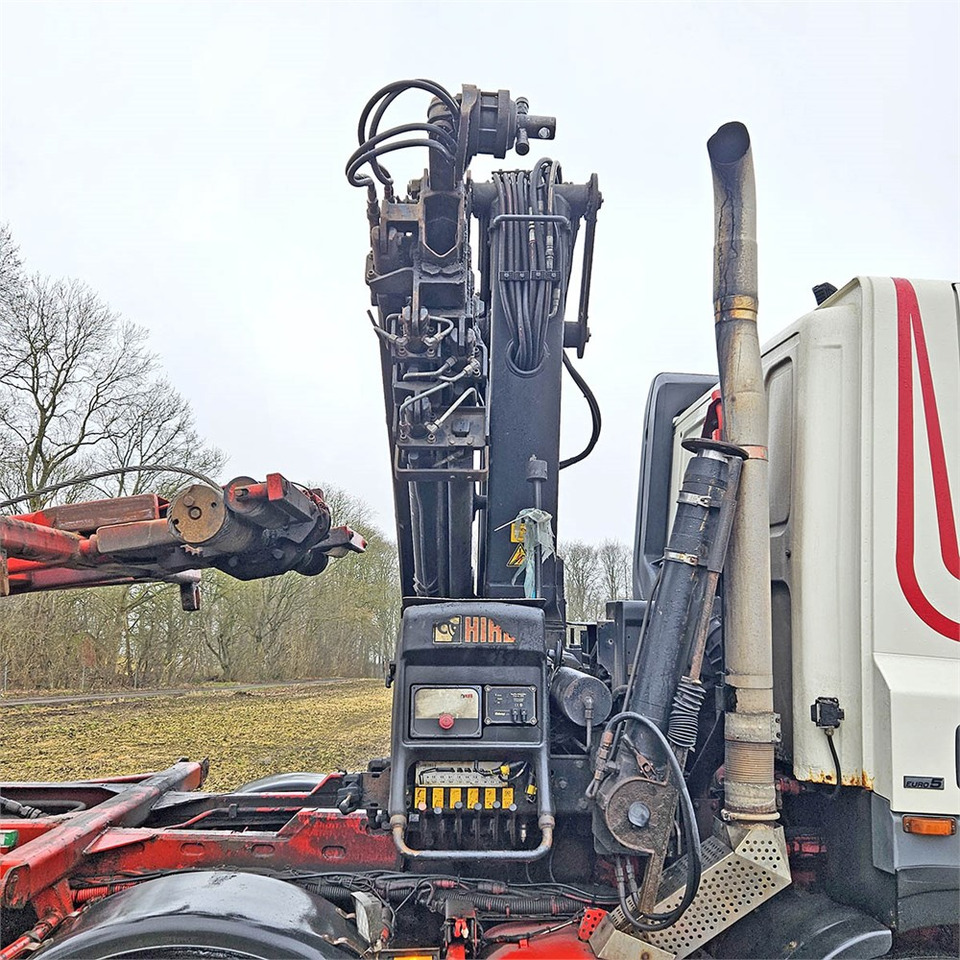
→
(507, 543, 526, 567)
(510, 521, 526, 543)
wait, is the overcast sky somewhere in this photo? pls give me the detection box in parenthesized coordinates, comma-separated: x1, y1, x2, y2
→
(1, 1, 957, 545)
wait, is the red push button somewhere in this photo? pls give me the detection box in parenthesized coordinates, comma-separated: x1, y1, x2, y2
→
(438, 713, 455, 730)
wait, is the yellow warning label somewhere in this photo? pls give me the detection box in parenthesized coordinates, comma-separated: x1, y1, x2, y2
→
(431, 788, 445, 810)
(467, 788, 480, 809)
(510, 521, 526, 543)
(501, 787, 514, 807)
(507, 543, 526, 567)
(484, 788, 497, 809)
(414, 787, 427, 809)
(449, 787, 463, 808)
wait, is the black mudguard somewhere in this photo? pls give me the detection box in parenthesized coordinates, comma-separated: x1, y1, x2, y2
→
(38, 871, 363, 959)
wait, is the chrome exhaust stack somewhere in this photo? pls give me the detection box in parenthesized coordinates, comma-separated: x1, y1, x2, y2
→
(707, 122, 780, 821)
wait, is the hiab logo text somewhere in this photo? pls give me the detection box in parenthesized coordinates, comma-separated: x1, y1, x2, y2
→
(432, 616, 517, 644)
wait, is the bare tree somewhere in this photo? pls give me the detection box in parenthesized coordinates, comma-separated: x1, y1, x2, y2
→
(562, 541, 601, 622)
(561, 539, 632, 622)
(0, 228, 407, 692)
(0, 229, 224, 691)
(0, 252, 222, 508)
(0, 275, 147, 506)
(95, 378, 222, 498)
(0, 224, 23, 317)
(597, 539, 631, 604)
(0, 227, 223, 509)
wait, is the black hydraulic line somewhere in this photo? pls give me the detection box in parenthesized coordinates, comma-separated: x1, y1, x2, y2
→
(355, 79, 460, 188)
(356, 79, 459, 145)
(347, 138, 457, 188)
(0, 464, 220, 510)
(346, 122, 459, 176)
(559, 353, 601, 470)
(491, 165, 575, 373)
(0, 796, 43, 818)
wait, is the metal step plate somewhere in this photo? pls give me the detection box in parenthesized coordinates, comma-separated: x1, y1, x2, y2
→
(603, 823, 791, 959)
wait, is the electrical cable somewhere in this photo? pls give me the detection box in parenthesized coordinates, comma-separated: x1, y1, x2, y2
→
(824, 728, 842, 798)
(0, 465, 220, 511)
(559, 352, 601, 469)
(599, 710, 703, 931)
(283, 870, 616, 904)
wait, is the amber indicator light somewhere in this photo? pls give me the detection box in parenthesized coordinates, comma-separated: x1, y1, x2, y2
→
(902, 816, 956, 836)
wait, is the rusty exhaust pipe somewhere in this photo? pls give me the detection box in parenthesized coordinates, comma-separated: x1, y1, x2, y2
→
(708, 122, 779, 821)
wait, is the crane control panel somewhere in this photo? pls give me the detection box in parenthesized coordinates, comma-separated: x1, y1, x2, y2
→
(387, 602, 553, 859)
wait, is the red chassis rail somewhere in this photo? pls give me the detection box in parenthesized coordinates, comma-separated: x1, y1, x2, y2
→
(0, 771, 602, 960)
(0, 765, 396, 910)
(0, 765, 398, 958)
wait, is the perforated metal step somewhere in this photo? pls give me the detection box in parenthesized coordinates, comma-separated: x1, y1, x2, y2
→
(603, 823, 791, 959)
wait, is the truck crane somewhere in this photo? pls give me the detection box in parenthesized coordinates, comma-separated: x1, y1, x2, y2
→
(0, 80, 957, 960)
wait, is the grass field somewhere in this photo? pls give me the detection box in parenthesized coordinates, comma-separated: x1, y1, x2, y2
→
(0, 680, 393, 792)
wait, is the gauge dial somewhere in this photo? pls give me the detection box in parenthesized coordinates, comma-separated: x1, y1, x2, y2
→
(410, 686, 482, 738)
(414, 687, 480, 719)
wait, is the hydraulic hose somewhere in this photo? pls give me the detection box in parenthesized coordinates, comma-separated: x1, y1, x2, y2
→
(559, 353, 601, 470)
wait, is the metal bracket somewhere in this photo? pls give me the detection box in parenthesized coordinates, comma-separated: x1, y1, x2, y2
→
(662, 549, 705, 567)
(676, 491, 723, 509)
(605, 822, 791, 959)
(498, 269, 562, 281)
(725, 711, 782, 744)
(488, 212, 571, 232)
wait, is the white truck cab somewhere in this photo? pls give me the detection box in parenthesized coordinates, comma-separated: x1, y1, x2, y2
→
(637, 276, 959, 934)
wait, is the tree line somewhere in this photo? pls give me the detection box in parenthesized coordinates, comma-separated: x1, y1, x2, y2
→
(0, 226, 629, 693)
